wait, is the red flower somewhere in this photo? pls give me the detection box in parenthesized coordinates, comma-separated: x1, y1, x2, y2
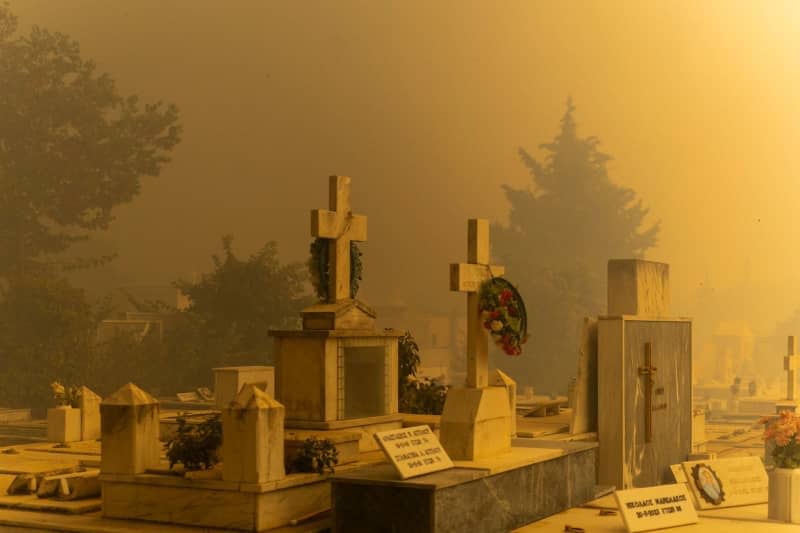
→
(500, 289, 513, 304)
(491, 310, 501, 319)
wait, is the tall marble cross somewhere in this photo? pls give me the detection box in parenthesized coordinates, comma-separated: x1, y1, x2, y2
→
(450, 219, 505, 388)
(311, 176, 367, 303)
(785, 336, 798, 401)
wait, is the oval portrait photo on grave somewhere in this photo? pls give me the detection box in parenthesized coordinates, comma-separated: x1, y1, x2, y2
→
(691, 464, 725, 505)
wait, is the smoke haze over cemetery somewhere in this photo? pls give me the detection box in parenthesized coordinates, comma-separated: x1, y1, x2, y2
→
(13, 1, 800, 346)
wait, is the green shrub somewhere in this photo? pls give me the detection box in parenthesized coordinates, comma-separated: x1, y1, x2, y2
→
(398, 331, 449, 415)
(287, 437, 338, 474)
(165, 413, 222, 471)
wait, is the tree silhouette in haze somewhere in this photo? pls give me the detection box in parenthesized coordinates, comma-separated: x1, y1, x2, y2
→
(0, 4, 181, 281)
(492, 98, 659, 393)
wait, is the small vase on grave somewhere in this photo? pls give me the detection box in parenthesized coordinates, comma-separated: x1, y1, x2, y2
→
(768, 467, 800, 523)
(759, 411, 800, 523)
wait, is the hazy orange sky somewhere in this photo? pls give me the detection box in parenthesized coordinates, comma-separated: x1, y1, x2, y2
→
(12, 0, 800, 327)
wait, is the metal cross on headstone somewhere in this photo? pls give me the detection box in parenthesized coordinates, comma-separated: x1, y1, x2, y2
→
(785, 336, 798, 401)
(638, 342, 667, 443)
(311, 176, 367, 303)
(449, 219, 504, 389)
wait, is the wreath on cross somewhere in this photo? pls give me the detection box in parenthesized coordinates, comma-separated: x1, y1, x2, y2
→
(478, 277, 529, 356)
(309, 238, 363, 301)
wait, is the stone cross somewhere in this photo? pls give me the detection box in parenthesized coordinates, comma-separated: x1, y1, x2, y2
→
(449, 219, 504, 388)
(311, 176, 367, 302)
(785, 336, 798, 401)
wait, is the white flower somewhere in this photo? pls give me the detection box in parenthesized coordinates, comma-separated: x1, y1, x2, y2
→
(490, 320, 503, 332)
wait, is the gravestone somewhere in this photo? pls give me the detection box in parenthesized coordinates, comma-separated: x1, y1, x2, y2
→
(270, 176, 403, 444)
(78, 386, 101, 441)
(213, 365, 275, 409)
(491, 368, 517, 438)
(570, 317, 598, 435)
(99, 383, 160, 475)
(598, 259, 693, 489)
(439, 219, 511, 460)
(222, 383, 285, 484)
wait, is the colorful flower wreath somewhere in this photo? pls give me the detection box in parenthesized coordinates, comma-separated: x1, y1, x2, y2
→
(308, 238, 363, 301)
(478, 277, 529, 356)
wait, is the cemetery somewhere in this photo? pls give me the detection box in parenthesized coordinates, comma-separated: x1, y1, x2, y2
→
(6, 0, 800, 530)
(0, 175, 796, 533)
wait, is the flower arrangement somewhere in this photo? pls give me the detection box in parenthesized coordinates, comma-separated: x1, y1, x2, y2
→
(50, 381, 82, 408)
(760, 410, 800, 468)
(478, 277, 528, 356)
(308, 238, 362, 301)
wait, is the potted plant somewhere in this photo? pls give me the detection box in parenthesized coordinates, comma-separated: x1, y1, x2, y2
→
(760, 410, 800, 523)
(47, 381, 82, 444)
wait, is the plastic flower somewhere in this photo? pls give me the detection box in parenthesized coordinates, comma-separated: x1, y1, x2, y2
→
(762, 411, 800, 468)
(50, 382, 65, 396)
(478, 277, 529, 356)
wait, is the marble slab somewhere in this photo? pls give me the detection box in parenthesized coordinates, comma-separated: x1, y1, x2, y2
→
(615, 484, 697, 532)
(332, 442, 596, 532)
(374, 425, 453, 479)
(681, 456, 767, 509)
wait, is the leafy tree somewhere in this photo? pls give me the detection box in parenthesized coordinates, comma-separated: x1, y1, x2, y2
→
(0, 275, 97, 408)
(493, 98, 659, 393)
(172, 236, 311, 371)
(0, 4, 181, 279)
(88, 237, 310, 395)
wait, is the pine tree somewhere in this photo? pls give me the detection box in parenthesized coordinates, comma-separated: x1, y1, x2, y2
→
(492, 98, 659, 393)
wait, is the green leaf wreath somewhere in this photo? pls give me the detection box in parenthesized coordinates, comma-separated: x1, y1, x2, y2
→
(478, 277, 529, 356)
(308, 238, 363, 301)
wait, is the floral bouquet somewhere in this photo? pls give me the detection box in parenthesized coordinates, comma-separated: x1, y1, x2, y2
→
(478, 277, 529, 356)
(50, 381, 82, 408)
(759, 410, 800, 469)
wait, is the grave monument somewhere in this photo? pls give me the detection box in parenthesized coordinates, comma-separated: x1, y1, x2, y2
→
(439, 218, 512, 459)
(330, 218, 597, 533)
(269, 176, 404, 449)
(597, 259, 693, 489)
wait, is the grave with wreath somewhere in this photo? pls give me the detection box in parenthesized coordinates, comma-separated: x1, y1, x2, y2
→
(330, 218, 598, 533)
(269, 175, 405, 452)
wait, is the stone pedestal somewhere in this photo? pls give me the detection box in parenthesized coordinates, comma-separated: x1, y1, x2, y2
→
(438, 387, 511, 460)
(222, 383, 285, 484)
(100, 383, 160, 476)
(214, 366, 275, 409)
(270, 327, 402, 428)
(79, 386, 102, 441)
(47, 407, 81, 443)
